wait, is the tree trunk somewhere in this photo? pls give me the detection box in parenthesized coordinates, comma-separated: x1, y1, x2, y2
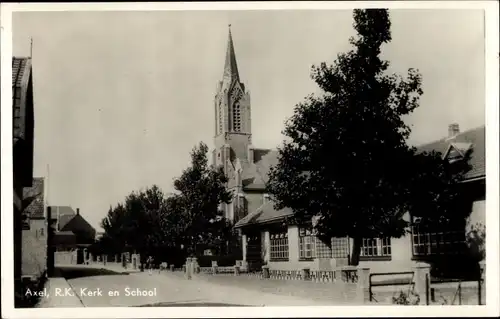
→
(350, 236, 362, 266)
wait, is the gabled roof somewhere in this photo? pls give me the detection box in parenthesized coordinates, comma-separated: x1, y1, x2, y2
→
(416, 126, 485, 180)
(52, 231, 77, 246)
(235, 200, 293, 228)
(23, 177, 45, 219)
(61, 213, 96, 236)
(48, 206, 77, 229)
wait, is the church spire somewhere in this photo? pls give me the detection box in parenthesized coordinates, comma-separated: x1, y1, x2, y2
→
(223, 24, 240, 82)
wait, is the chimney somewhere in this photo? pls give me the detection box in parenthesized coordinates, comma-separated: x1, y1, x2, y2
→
(448, 123, 460, 138)
(76, 208, 80, 215)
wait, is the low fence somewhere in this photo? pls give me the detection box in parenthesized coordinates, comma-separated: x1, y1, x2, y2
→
(429, 278, 484, 305)
(368, 269, 485, 305)
(196, 265, 360, 284)
(369, 271, 415, 303)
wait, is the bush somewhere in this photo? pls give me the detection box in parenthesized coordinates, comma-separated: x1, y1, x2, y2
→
(392, 290, 420, 305)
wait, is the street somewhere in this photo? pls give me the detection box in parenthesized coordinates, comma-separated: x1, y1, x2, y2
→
(42, 265, 342, 307)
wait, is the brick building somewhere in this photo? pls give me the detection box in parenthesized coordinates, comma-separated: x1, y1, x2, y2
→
(213, 28, 486, 277)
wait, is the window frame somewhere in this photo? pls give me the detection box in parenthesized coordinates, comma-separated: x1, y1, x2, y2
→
(411, 225, 467, 258)
(270, 230, 289, 261)
(360, 237, 392, 261)
(298, 228, 315, 260)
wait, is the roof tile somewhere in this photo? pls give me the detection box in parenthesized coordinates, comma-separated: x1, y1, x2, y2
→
(23, 178, 45, 219)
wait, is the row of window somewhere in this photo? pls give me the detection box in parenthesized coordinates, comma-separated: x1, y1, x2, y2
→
(268, 227, 467, 261)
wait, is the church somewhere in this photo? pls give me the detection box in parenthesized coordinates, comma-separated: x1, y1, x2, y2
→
(212, 27, 486, 277)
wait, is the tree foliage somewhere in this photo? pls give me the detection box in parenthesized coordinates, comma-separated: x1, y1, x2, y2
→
(170, 142, 233, 255)
(96, 142, 233, 260)
(266, 9, 471, 265)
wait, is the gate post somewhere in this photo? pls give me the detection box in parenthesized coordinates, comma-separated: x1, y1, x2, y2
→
(413, 264, 431, 305)
(356, 267, 370, 304)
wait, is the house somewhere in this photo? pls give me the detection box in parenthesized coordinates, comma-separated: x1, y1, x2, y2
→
(49, 206, 96, 264)
(12, 56, 35, 281)
(213, 28, 485, 277)
(21, 178, 47, 280)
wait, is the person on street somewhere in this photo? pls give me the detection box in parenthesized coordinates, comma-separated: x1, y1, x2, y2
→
(147, 256, 153, 275)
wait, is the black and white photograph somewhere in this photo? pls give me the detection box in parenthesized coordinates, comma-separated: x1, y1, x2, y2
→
(1, 1, 499, 318)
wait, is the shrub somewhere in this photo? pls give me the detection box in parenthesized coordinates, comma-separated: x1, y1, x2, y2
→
(392, 290, 420, 305)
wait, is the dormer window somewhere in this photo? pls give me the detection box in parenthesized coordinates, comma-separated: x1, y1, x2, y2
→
(444, 143, 472, 164)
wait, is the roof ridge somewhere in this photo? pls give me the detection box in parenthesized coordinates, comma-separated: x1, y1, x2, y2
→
(416, 125, 485, 149)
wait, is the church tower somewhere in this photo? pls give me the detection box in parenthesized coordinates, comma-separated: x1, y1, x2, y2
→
(213, 25, 253, 173)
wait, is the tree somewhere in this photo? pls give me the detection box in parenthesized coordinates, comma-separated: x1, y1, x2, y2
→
(170, 142, 233, 256)
(267, 9, 470, 265)
(98, 185, 169, 257)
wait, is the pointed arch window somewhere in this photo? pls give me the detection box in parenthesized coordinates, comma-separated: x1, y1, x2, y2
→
(218, 101, 223, 134)
(233, 102, 241, 132)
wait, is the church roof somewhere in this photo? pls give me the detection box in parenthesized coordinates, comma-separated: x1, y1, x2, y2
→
(240, 149, 279, 191)
(223, 25, 240, 83)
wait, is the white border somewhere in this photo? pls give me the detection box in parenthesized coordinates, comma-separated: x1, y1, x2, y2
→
(1, 1, 499, 318)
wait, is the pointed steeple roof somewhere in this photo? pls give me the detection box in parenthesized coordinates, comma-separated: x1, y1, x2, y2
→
(223, 24, 240, 82)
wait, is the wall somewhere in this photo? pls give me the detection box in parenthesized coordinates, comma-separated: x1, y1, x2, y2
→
(21, 218, 47, 278)
(358, 235, 420, 273)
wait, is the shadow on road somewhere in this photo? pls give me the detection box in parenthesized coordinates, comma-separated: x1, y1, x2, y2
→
(54, 266, 128, 280)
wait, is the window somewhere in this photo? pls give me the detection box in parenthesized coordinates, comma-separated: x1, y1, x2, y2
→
(270, 231, 289, 261)
(233, 103, 241, 132)
(218, 102, 223, 134)
(331, 237, 349, 258)
(298, 228, 334, 259)
(411, 226, 466, 256)
(299, 228, 315, 259)
(360, 237, 392, 258)
(39, 228, 45, 236)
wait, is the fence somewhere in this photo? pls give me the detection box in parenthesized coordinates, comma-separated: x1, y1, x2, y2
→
(429, 278, 484, 305)
(369, 271, 415, 303)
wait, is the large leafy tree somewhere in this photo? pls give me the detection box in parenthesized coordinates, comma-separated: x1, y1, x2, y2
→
(98, 185, 169, 256)
(171, 142, 233, 256)
(267, 9, 470, 265)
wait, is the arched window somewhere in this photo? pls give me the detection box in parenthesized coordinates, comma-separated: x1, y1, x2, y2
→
(233, 102, 241, 132)
(218, 101, 223, 134)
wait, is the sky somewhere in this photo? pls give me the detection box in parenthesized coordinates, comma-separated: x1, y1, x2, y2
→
(12, 9, 485, 231)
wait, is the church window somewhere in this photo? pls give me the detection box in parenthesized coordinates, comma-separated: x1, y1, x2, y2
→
(233, 102, 241, 132)
(218, 101, 223, 134)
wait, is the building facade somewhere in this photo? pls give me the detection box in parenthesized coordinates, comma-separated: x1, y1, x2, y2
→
(21, 178, 48, 280)
(49, 206, 96, 265)
(13, 57, 35, 282)
(214, 29, 486, 277)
